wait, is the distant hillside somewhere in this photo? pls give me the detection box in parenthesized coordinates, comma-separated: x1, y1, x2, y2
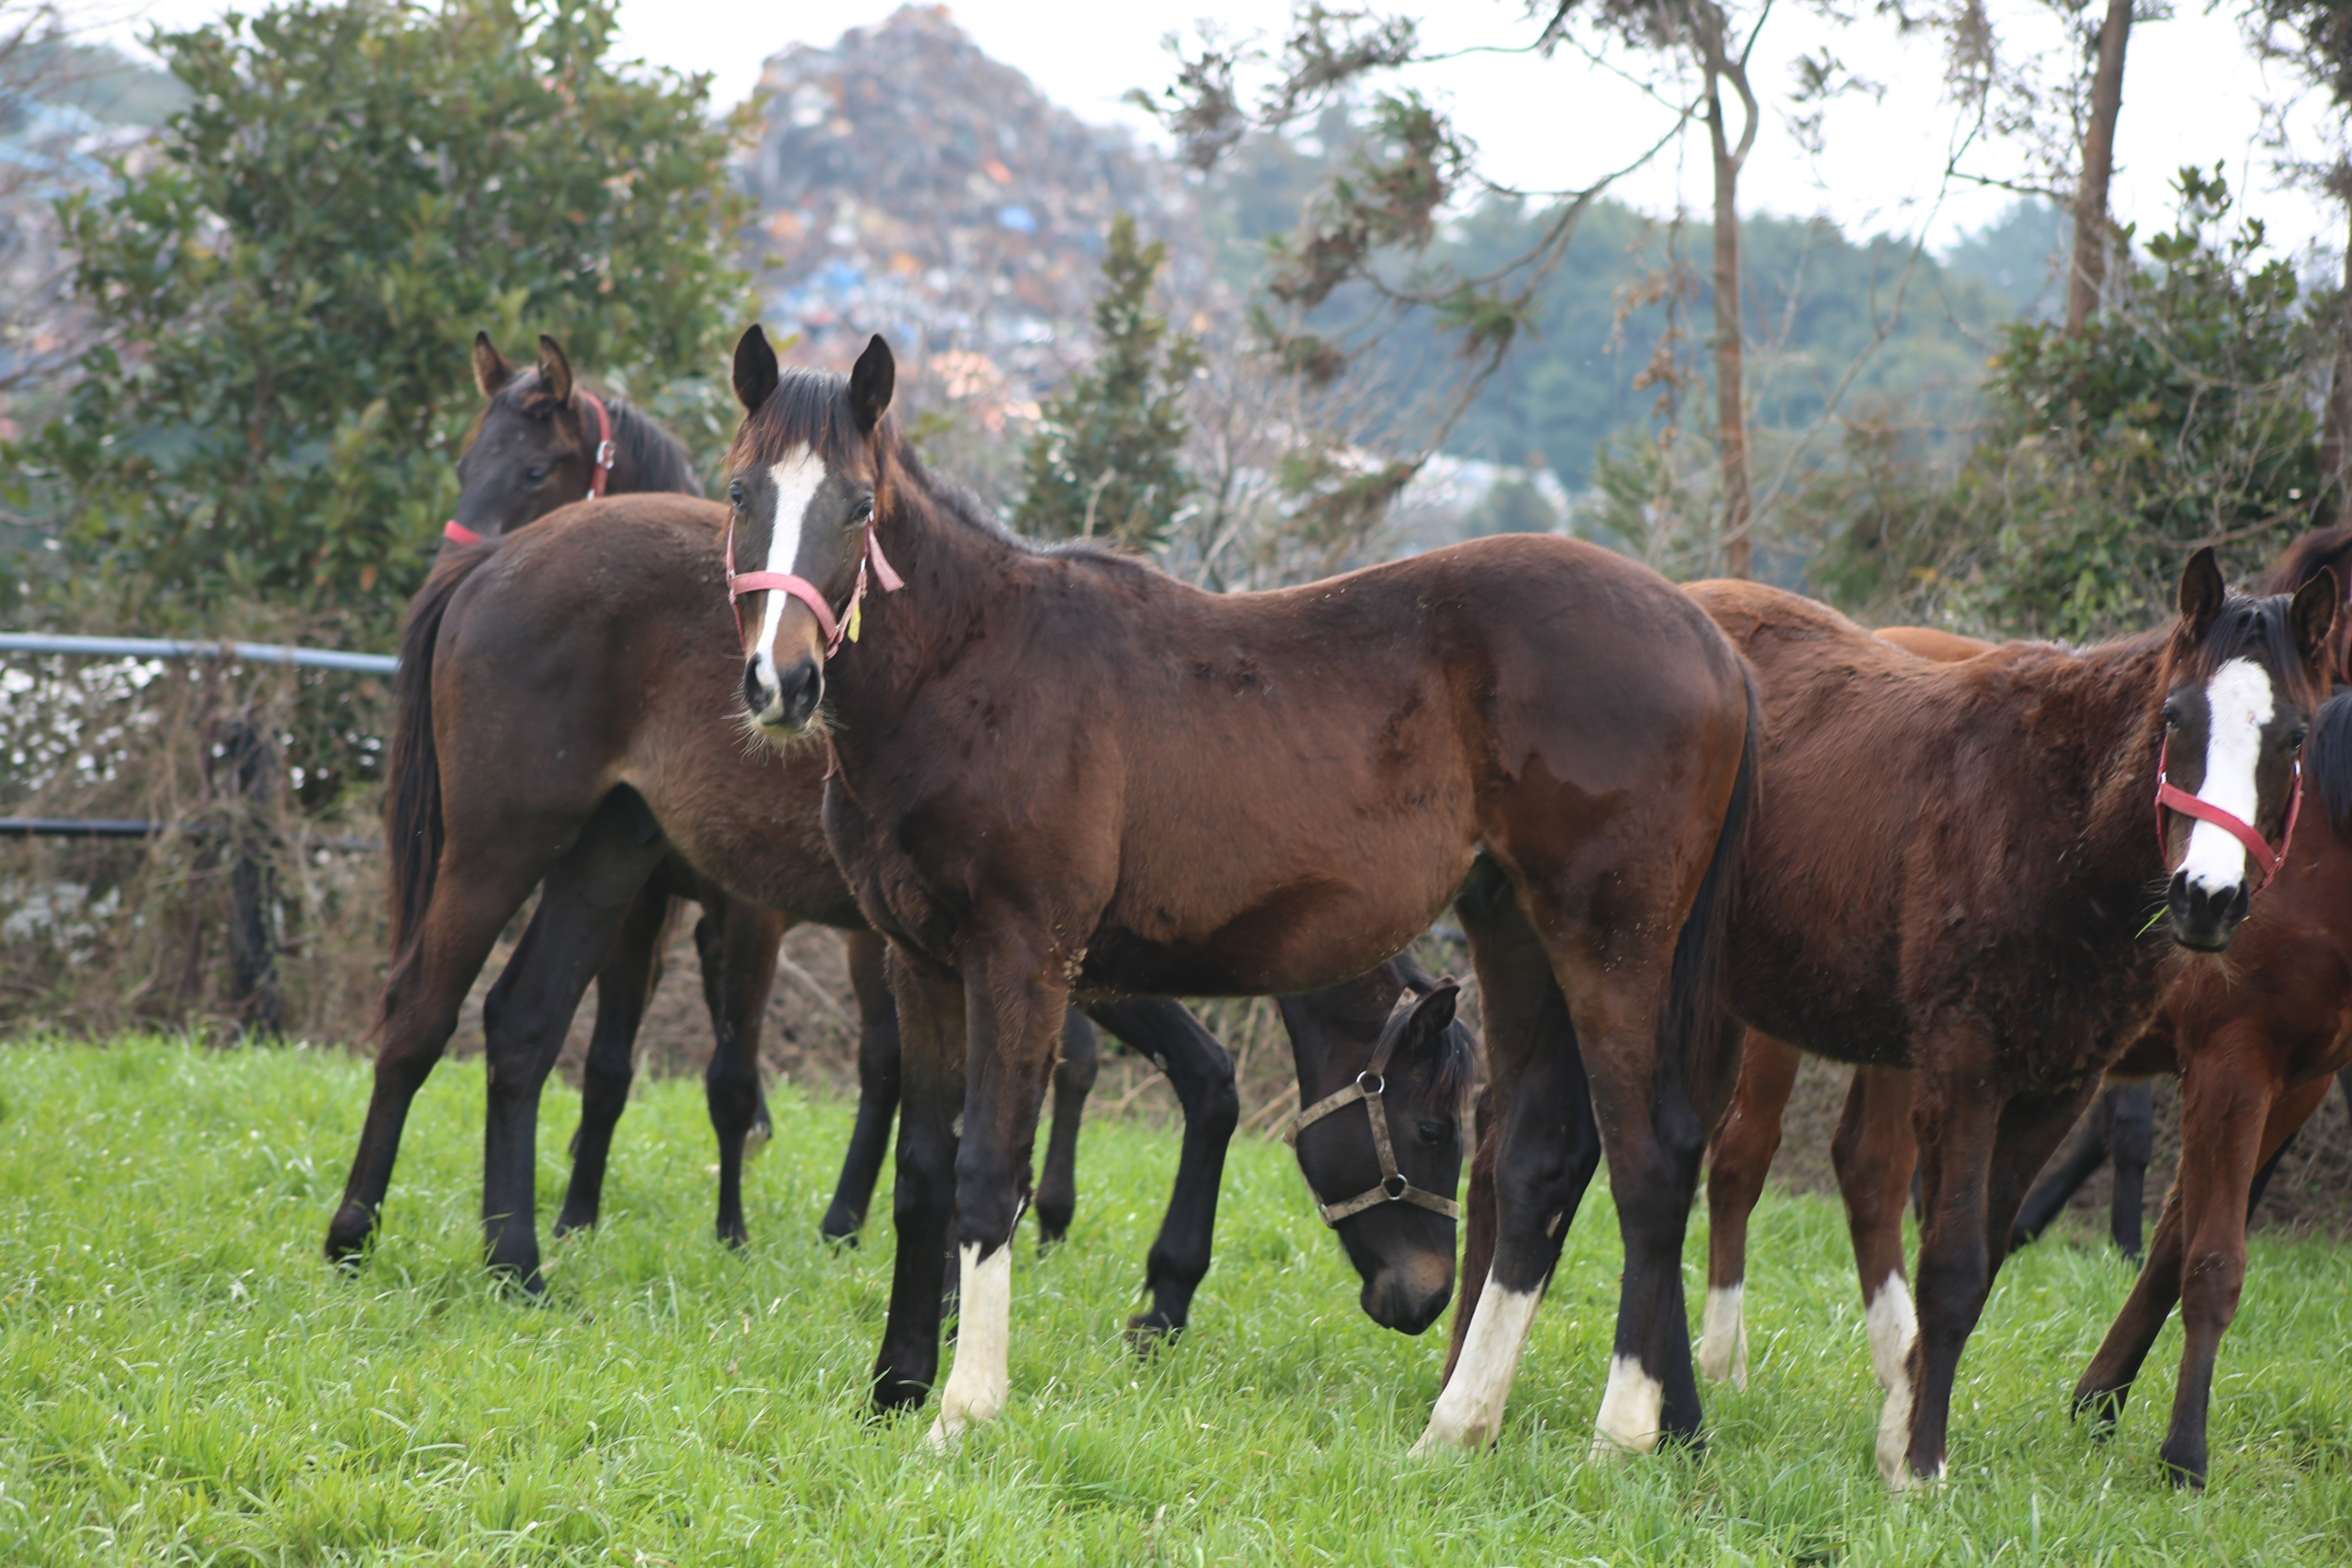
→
(741, 3, 1193, 399)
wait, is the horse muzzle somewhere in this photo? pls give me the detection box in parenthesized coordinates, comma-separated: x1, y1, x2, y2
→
(1359, 1252, 1454, 1336)
(743, 652, 824, 733)
(2167, 868, 2249, 952)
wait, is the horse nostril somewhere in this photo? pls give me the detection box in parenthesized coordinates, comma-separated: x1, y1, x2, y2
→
(741, 661, 768, 712)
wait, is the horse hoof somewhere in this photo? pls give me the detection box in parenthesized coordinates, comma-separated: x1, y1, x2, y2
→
(820, 1210, 862, 1246)
(2160, 1446, 2208, 1490)
(717, 1221, 750, 1251)
(1125, 1311, 1183, 1355)
(2072, 1384, 2127, 1434)
(323, 1204, 374, 1265)
(551, 1212, 594, 1239)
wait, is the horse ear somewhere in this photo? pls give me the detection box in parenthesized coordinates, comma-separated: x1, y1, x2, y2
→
(1395, 978, 1461, 1052)
(849, 334, 895, 432)
(2290, 564, 2340, 673)
(2178, 546, 2225, 638)
(733, 325, 779, 413)
(535, 335, 573, 403)
(472, 332, 515, 399)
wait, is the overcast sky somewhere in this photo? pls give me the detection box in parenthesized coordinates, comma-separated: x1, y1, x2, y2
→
(71, 0, 2348, 263)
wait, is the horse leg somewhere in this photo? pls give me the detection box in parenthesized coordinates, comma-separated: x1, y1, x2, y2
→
(478, 799, 667, 1288)
(1033, 1009, 1101, 1248)
(2106, 1080, 2156, 1261)
(871, 947, 963, 1414)
(822, 930, 901, 1243)
(1893, 1074, 2092, 1485)
(2007, 1098, 2113, 1252)
(1417, 886, 1600, 1452)
(1082, 997, 1237, 1343)
(553, 883, 672, 1236)
(1832, 1065, 1919, 1395)
(325, 840, 544, 1265)
(1699, 1030, 1801, 1389)
(704, 900, 786, 1249)
(926, 931, 1069, 1449)
(2158, 1063, 2330, 1487)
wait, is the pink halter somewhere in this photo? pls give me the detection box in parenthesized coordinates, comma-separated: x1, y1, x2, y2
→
(443, 389, 615, 547)
(725, 513, 904, 656)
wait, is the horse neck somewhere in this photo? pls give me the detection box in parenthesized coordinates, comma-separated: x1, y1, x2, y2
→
(2036, 631, 2172, 903)
(597, 398, 694, 499)
(825, 469, 1021, 737)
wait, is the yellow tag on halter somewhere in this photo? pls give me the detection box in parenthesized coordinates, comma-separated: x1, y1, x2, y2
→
(846, 596, 862, 643)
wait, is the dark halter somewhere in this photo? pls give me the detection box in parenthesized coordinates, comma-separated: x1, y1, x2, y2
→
(1287, 984, 1464, 1227)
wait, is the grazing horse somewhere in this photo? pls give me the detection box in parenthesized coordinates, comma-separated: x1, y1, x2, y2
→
(721, 330, 1758, 1454)
(327, 489, 1476, 1349)
(1449, 561, 2333, 1485)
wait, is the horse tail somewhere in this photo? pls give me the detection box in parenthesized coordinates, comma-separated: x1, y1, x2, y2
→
(1658, 661, 1762, 1140)
(377, 542, 494, 1030)
(2304, 687, 2352, 838)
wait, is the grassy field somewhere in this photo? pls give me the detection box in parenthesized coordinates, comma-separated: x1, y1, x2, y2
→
(0, 1039, 2347, 1565)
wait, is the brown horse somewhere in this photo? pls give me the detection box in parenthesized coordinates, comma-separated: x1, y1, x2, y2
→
(721, 330, 1758, 1453)
(328, 485, 1476, 1349)
(1700, 573, 2352, 1487)
(436, 331, 803, 1240)
(1450, 559, 2334, 1485)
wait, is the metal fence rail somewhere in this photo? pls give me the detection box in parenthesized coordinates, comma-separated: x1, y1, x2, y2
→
(1, 630, 397, 1033)
(0, 631, 398, 674)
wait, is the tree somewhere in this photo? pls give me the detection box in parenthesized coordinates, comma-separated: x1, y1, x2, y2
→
(2067, 0, 2136, 333)
(1831, 169, 2322, 640)
(7, 0, 748, 636)
(1014, 211, 1203, 551)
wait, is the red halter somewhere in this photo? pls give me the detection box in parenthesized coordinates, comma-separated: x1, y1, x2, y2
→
(725, 513, 904, 657)
(2153, 733, 2303, 890)
(442, 390, 615, 547)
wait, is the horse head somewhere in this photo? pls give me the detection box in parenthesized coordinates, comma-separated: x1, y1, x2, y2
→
(724, 326, 900, 735)
(1279, 966, 1474, 1336)
(2158, 547, 2339, 950)
(448, 333, 616, 543)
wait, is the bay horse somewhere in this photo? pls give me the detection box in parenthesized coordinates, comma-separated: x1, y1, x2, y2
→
(1448, 560, 2334, 1485)
(440, 331, 800, 1240)
(447, 331, 1197, 1257)
(722, 330, 1758, 1454)
(329, 486, 1476, 1348)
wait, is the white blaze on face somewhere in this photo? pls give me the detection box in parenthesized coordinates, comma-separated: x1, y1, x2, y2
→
(751, 446, 828, 704)
(1590, 1354, 1667, 1460)
(926, 1241, 1012, 1453)
(2179, 657, 2276, 895)
(1863, 1270, 1916, 1394)
(1698, 1283, 1748, 1390)
(1412, 1276, 1541, 1455)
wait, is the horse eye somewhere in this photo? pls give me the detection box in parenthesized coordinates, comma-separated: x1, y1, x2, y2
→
(2162, 704, 2182, 729)
(2287, 727, 2308, 750)
(1416, 1121, 1447, 1148)
(727, 481, 746, 508)
(525, 465, 549, 484)
(854, 496, 874, 521)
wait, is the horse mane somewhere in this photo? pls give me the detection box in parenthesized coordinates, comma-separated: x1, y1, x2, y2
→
(606, 396, 701, 496)
(2177, 588, 2324, 703)
(2306, 689, 2352, 837)
(2262, 524, 2352, 596)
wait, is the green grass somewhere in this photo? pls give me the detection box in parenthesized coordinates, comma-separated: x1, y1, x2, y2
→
(0, 1038, 2347, 1565)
